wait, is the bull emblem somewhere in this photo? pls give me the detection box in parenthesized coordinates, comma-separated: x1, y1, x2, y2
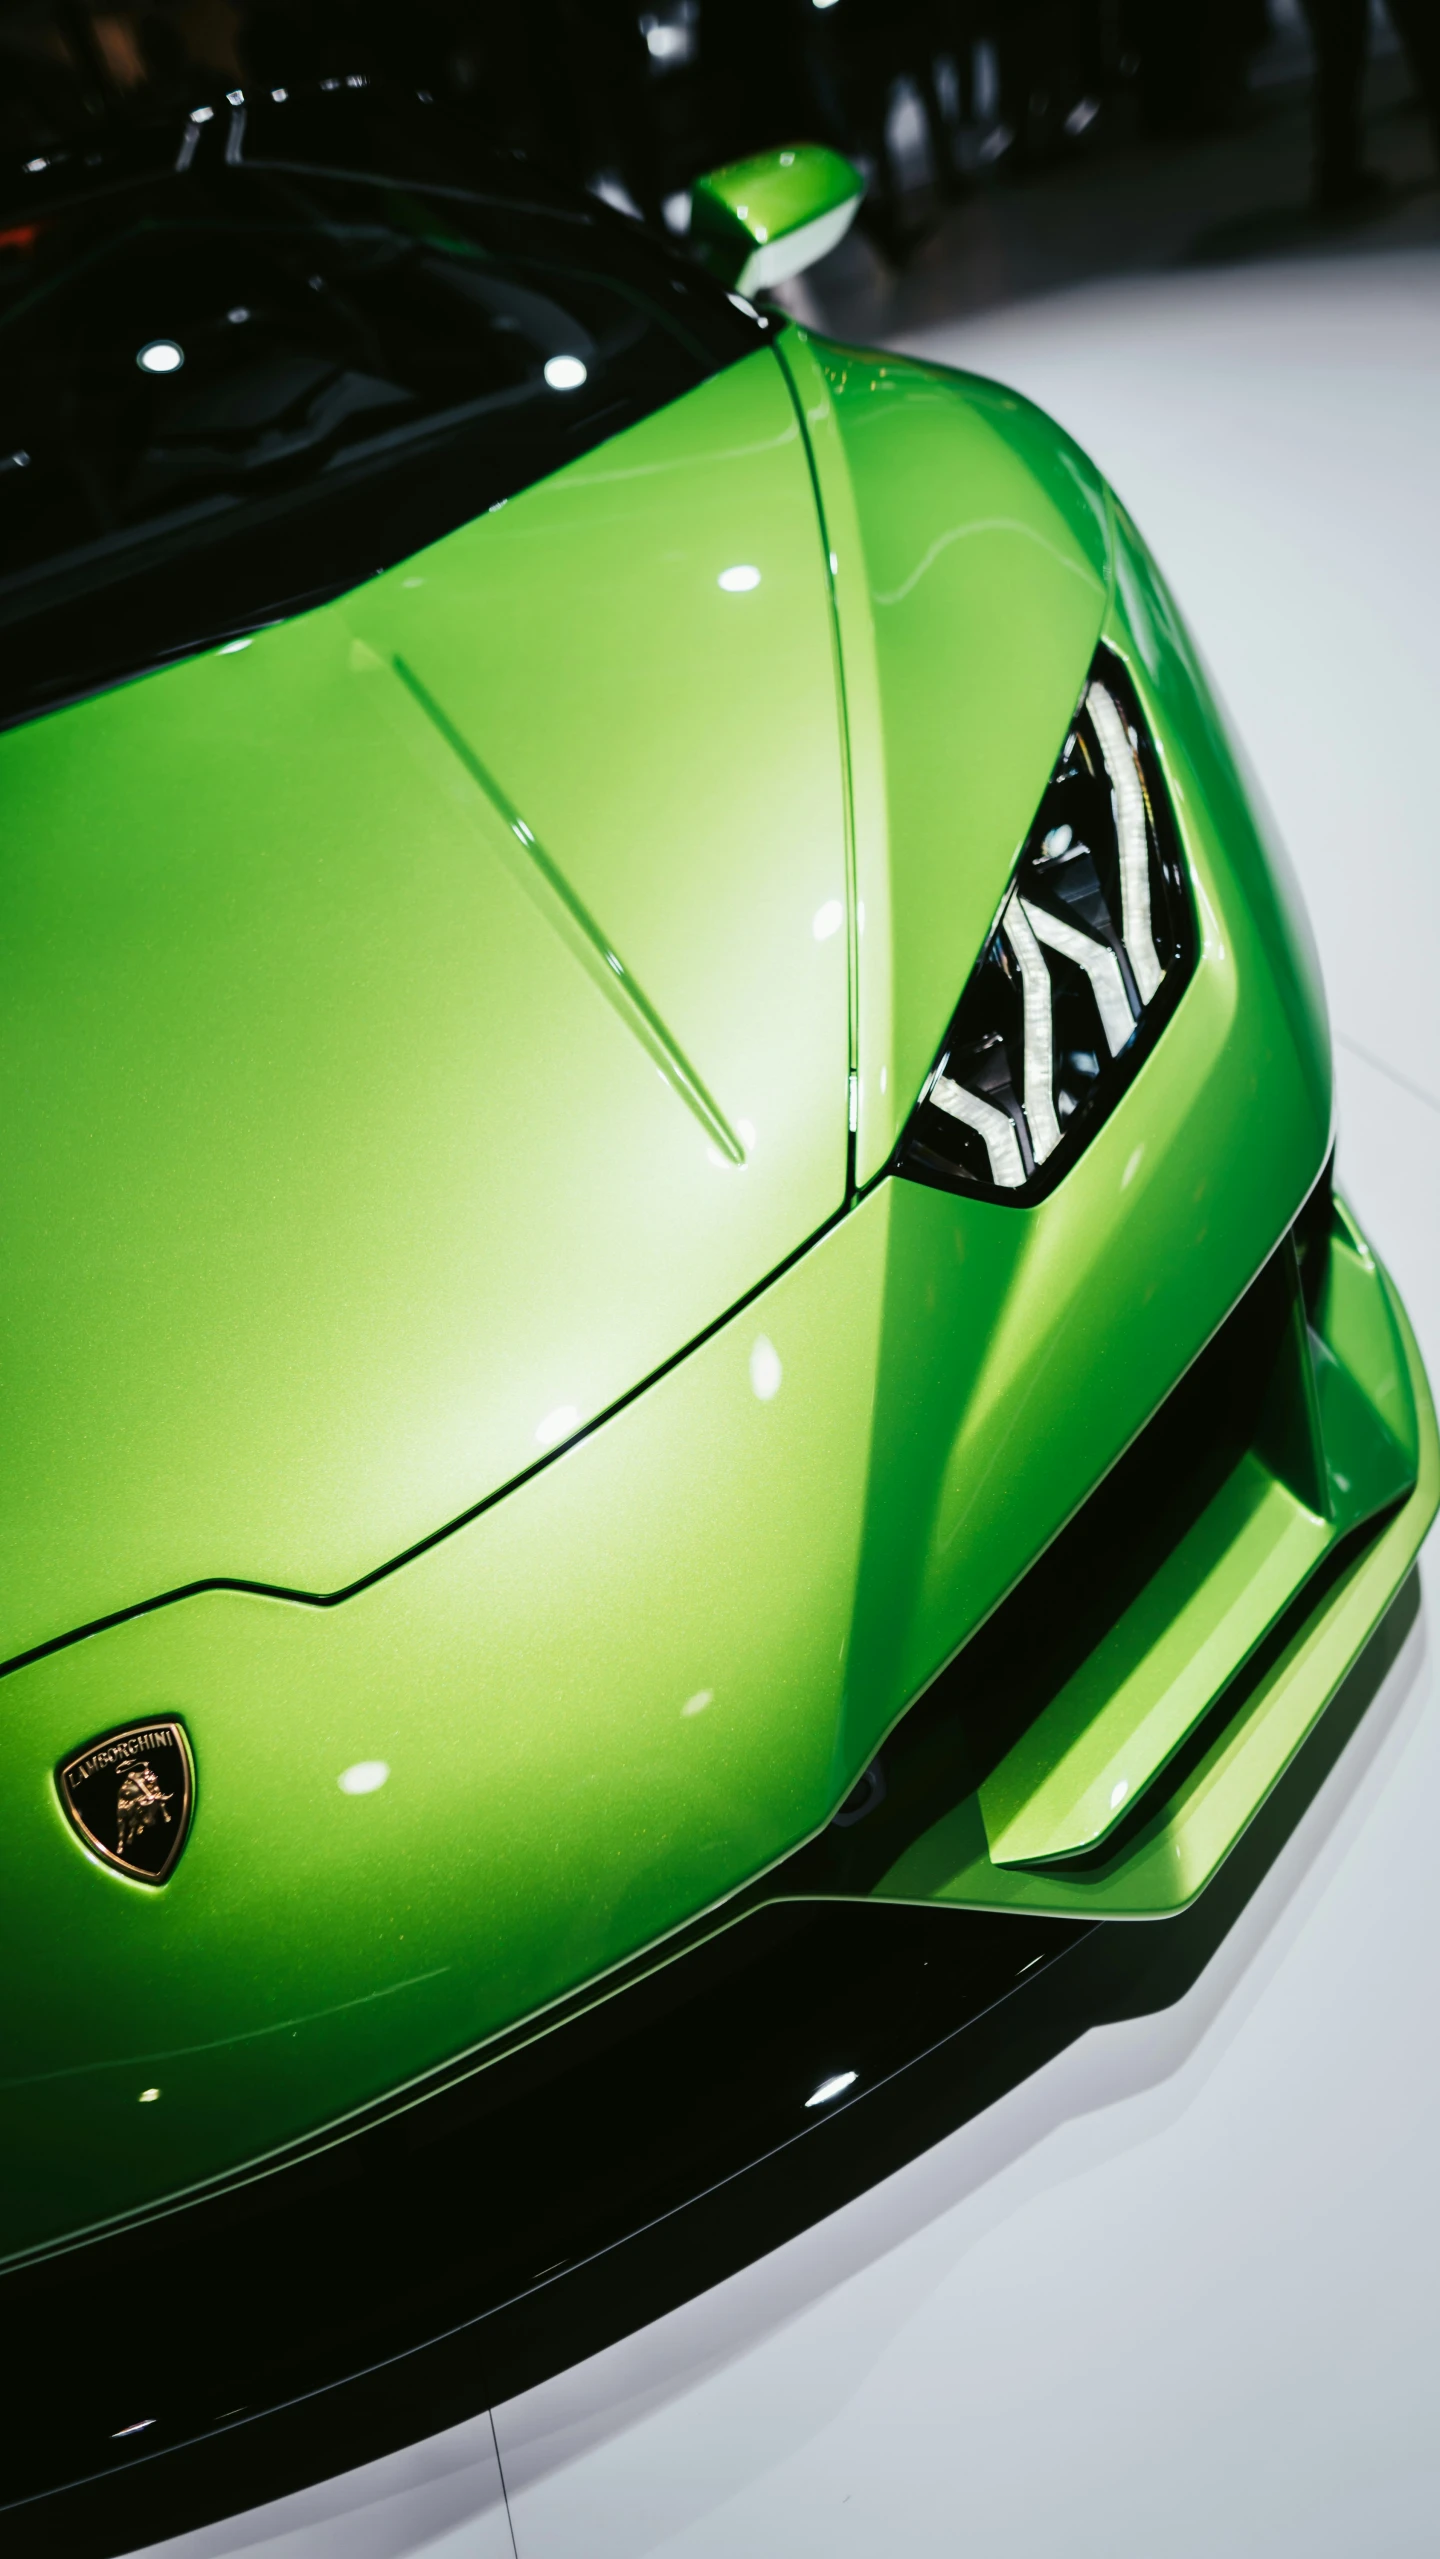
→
(114, 1760, 174, 1860)
(58, 1720, 194, 1883)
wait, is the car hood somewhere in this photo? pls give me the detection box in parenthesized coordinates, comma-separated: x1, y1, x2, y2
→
(0, 349, 851, 1666)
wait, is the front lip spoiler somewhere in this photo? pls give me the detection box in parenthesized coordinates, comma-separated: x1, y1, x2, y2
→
(2, 1899, 1090, 2531)
(769, 1207, 1436, 1925)
(888, 1259, 1438, 1920)
(7, 1207, 1429, 2530)
(2, 1535, 1421, 2546)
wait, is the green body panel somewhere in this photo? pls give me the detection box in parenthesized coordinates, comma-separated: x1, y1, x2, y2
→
(870, 1247, 1436, 1920)
(779, 332, 1113, 1186)
(691, 146, 864, 296)
(0, 329, 1421, 2268)
(0, 351, 849, 1667)
(978, 1458, 1334, 1867)
(973, 1208, 1416, 1872)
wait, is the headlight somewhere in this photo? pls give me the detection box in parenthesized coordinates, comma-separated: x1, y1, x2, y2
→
(899, 648, 1195, 1204)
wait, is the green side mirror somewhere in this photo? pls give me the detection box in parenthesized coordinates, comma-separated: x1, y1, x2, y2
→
(690, 143, 864, 298)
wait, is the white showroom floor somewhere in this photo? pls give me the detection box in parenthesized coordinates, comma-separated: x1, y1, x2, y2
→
(138, 248, 1440, 2559)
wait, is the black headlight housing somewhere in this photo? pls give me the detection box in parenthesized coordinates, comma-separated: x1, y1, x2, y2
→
(898, 648, 1195, 1206)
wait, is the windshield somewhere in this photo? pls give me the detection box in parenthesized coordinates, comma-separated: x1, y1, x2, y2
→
(0, 84, 771, 728)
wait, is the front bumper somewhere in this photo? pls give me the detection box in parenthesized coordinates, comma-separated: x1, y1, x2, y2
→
(0, 569, 1404, 2266)
(5, 1166, 1427, 2270)
(775, 1178, 1436, 1921)
(2, 1182, 1428, 2523)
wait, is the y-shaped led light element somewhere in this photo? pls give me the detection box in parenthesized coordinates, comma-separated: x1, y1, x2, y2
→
(1087, 682, 1164, 1004)
(930, 1073, 1025, 1188)
(1002, 897, 1061, 1161)
(1021, 897, 1136, 1057)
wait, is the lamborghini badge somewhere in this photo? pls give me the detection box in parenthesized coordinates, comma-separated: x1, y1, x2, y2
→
(57, 1721, 194, 1884)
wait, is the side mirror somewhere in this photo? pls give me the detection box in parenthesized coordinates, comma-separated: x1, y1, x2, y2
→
(690, 144, 864, 298)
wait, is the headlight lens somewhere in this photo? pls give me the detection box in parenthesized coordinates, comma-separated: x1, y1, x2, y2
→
(899, 649, 1195, 1205)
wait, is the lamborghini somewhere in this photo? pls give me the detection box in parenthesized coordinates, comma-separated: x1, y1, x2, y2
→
(1, 84, 1432, 2325)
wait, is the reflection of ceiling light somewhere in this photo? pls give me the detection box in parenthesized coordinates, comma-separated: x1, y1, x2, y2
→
(805, 2070, 857, 2106)
(536, 1403, 580, 1448)
(718, 563, 761, 593)
(543, 354, 587, 391)
(639, 6, 697, 62)
(749, 1337, 783, 1402)
(338, 1761, 390, 1796)
(137, 340, 184, 374)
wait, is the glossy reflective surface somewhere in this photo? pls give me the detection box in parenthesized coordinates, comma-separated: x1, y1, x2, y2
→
(5, 1554, 1417, 2550)
(0, 1900, 1089, 2526)
(779, 330, 1114, 1187)
(75, 232, 1440, 2559)
(1, 710, 1341, 2254)
(0, 87, 767, 724)
(691, 142, 863, 295)
(0, 346, 848, 1670)
(0, 259, 1405, 2286)
(473, 257, 1440, 2559)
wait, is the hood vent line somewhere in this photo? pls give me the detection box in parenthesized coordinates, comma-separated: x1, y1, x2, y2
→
(392, 656, 744, 1165)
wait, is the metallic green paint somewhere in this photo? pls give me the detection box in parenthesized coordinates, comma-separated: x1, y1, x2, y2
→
(0, 351, 848, 1669)
(777, 331, 1114, 1187)
(870, 1229, 1435, 1920)
(691, 145, 864, 297)
(1, 325, 1427, 2266)
(975, 1216, 1416, 1872)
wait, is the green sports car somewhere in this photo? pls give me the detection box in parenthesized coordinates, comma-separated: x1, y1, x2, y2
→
(2, 86, 1434, 2303)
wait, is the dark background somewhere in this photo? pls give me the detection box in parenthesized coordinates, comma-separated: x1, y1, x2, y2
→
(4, 3, 1438, 339)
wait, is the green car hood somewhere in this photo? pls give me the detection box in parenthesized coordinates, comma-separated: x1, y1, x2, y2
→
(2, 342, 1358, 2267)
(1, 348, 860, 1667)
(2, 339, 1118, 1673)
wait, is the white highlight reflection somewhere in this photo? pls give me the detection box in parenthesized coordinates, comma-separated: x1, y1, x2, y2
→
(750, 1337, 783, 1402)
(137, 340, 184, 374)
(543, 355, 588, 391)
(806, 2070, 857, 2106)
(339, 1761, 390, 1796)
(718, 564, 761, 592)
(536, 1404, 580, 1449)
(812, 899, 843, 941)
